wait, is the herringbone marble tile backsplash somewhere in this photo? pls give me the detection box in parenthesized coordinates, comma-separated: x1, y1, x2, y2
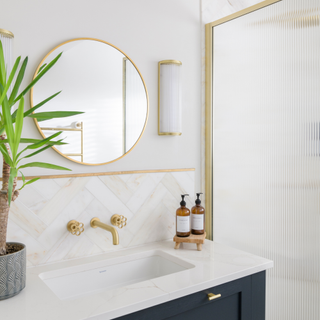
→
(7, 170, 194, 267)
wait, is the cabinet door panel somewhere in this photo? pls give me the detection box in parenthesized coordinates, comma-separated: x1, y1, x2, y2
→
(167, 293, 241, 320)
(114, 274, 256, 320)
(113, 272, 266, 320)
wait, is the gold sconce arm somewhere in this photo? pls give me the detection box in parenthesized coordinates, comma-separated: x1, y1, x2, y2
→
(67, 220, 84, 236)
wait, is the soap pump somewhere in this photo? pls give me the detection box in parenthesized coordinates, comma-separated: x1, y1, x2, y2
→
(176, 194, 191, 237)
(191, 193, 205, 235)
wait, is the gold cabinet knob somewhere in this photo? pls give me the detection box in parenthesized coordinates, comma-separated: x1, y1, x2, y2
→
(67, 220, 84, 236)
(111, 214, 127, 229)
(207, 293, 222, 301)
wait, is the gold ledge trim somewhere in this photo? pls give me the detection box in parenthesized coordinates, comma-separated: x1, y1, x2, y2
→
(0, 28, 14, 38)
(0, 168, 195, 181)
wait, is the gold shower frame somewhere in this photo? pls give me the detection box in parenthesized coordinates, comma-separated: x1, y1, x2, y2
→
(204, 0, 282, 240)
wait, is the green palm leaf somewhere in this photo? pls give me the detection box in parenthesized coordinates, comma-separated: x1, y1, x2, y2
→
(14, 52, 63, 104)
(28, 111, 83, 121)
(0, 41, 6, 86)
(1, 94, 14, 151)
(11, 91, 62, 123)
(19, 138, 67, 145)
(0, 56, 21, 107)
(27, 131, 62, 150)
(8, 57, 28, 106)
(15, 132, 63, 160)
(19, 162, 71, 171)
(20, 170, 26, 185)
(0, 143, 13, 166)
(37, 64, 47, 75)
(24, 91, 62, 118)
(13, 97, 24, 160)
(0, 40, 84, 209)
(0, 138, 67, 146)
(19, 177, 40, 191)
(22, 143, 54, 159)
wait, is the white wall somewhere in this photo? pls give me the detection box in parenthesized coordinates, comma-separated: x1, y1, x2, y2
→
(1, 0, 201, 190)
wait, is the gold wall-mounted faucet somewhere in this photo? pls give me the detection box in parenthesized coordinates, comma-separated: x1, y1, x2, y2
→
(90, 217, 119, 245)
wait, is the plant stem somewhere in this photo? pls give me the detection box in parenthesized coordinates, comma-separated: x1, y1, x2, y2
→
(0, 133, 18, 255)
(0, 194, 9, 255)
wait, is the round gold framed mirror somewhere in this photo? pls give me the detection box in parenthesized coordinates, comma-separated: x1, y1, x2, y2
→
(30, 38, 149, 165)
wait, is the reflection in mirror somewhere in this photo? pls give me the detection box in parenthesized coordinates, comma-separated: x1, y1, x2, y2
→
(31, 38, 148, 165)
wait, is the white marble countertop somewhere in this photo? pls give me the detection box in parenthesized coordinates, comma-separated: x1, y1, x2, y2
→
(1, 240, 273, 320)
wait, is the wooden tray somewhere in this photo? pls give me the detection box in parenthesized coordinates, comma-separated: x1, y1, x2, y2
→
(173, 232, 206, 251)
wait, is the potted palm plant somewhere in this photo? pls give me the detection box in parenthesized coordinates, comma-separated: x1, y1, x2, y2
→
(0, 39, 82, 300)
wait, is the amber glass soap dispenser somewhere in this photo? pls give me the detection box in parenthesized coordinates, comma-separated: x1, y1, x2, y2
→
(191, 193, 205, 235)
(176, 194, 191, 237)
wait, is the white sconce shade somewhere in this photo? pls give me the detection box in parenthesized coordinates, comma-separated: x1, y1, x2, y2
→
(158, 60, 182, 135)
(0, 28, 14, 84)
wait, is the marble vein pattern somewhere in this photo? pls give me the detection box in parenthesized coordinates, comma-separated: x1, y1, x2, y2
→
(7, 171, 195, 267)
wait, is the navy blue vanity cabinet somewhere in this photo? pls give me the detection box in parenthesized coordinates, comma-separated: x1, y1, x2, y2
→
(113, 271, 266, 320)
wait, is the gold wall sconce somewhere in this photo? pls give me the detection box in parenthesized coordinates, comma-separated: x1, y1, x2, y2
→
(67, 220, 84, 236)
(158, 60, 182, 136)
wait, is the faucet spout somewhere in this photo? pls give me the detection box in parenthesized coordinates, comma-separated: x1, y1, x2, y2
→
(90, 218, 119, 245)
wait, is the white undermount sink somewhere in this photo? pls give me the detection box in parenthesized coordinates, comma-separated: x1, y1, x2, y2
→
(39, 250, 195, 300)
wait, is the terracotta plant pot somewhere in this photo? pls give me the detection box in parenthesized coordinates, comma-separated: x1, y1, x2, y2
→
(0, 242, 26, 300)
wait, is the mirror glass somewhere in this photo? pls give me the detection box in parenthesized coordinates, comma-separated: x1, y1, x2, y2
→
(31, 38, 148, 165)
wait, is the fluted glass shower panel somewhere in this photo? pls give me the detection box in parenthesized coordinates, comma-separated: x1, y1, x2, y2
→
(212, 0, 320, 319)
